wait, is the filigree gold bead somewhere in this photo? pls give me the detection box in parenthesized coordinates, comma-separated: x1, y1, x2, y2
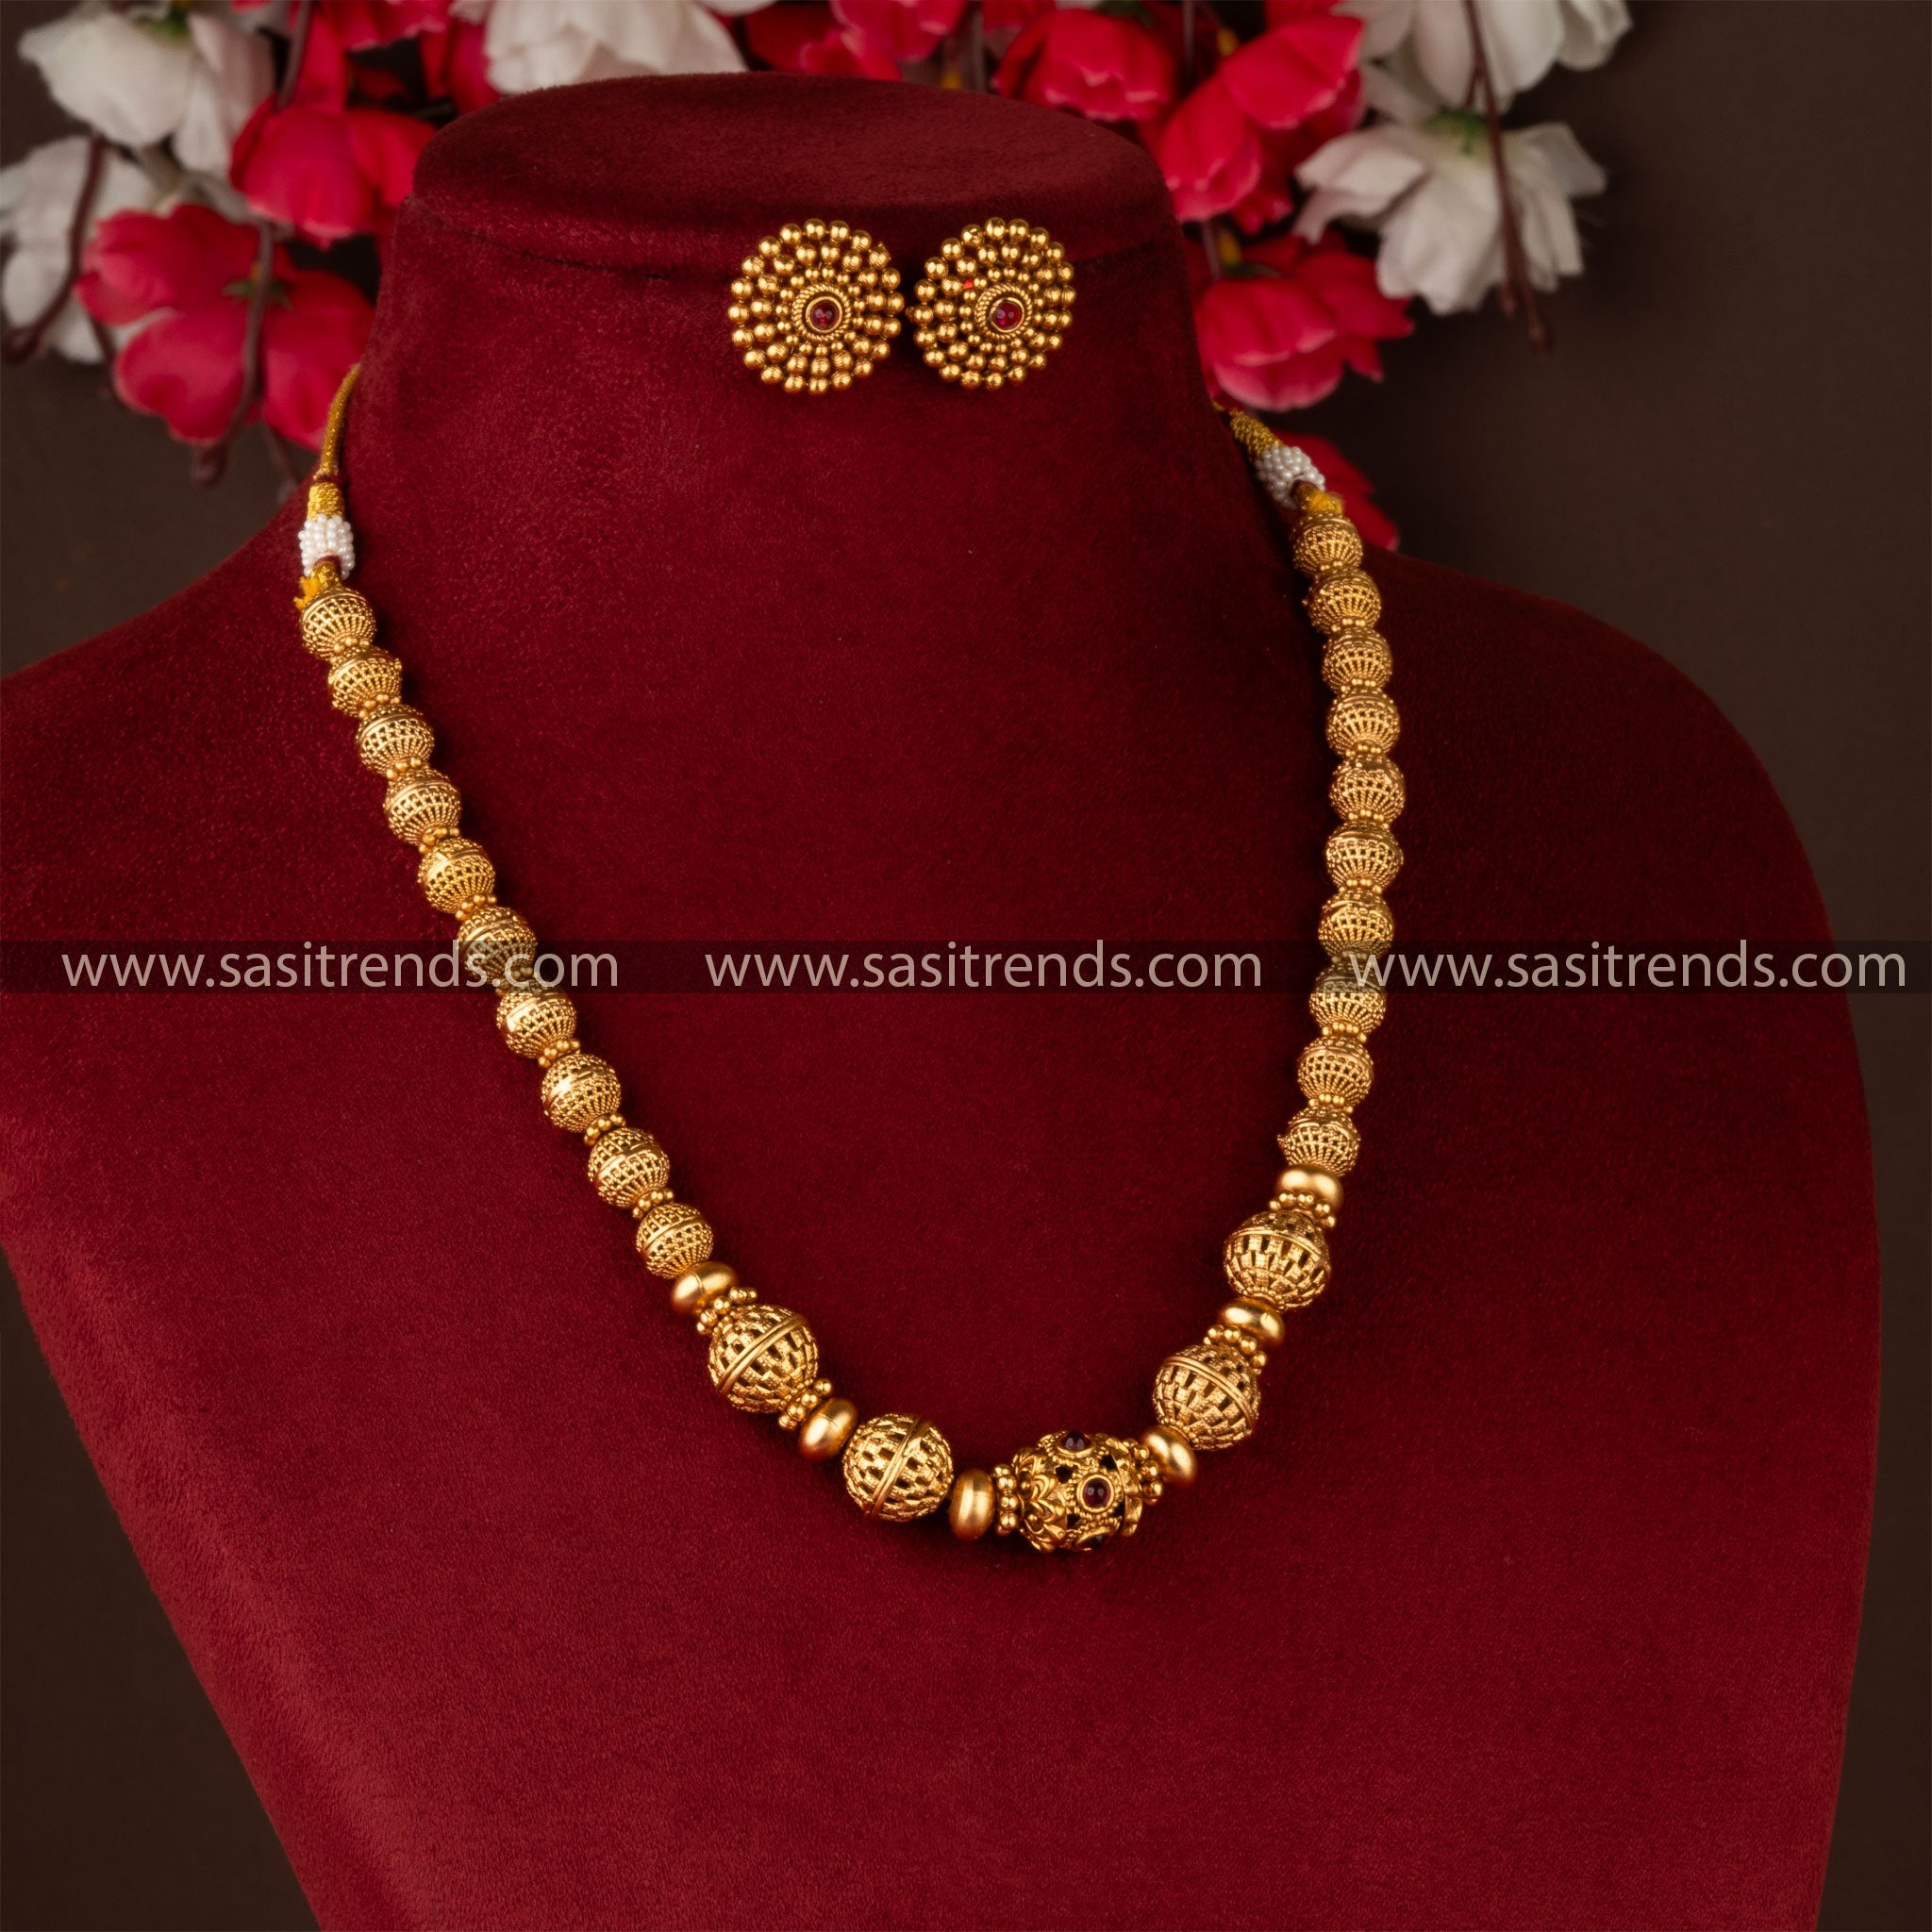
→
(1306, 569, 1381, 636)
(586, 1125, 669, 1208)
(327, 649, 402, 717)
(948, 1468, 997, 1541)
(355, 703, 434, 776)
(1278, 1107, 1359, 1176)
(419, 836, 495, 917)
(1322, 629, 1392, 694)
(636, 1201, 713, 1278)
(1318, 889, 1394, 958)
(383, 768, 461, 846)
(494, 988, 575, 1063)
(1223, 1208, 1331, 1309)
(670, 1260, 737, 1318)
(1292, 513, 1364, 578)
(1220, 1299, 1286, 1348)
(298, 584, 375, 662)
(707, 1302, 820, 1414)
(457, 904, 538, 989)
(1009, 1429, 1147, 1552)
(1152, 1344, 1260, 1452)
(842, 1414, 954, 1523)
(1330, 754, 1406, 826)
(540, 1052, 622, 1134)
(1327, 691, 1401, 758)
(1298, 1035, 1374, 1109)
(1325, 819, 1403, 892)
(1141, 1424, 1197, 1487)
(798, 1395, 858, 1461)
(1310, 961, 1387, 1039)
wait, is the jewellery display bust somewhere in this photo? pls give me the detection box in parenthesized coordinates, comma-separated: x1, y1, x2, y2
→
(0, 75, 1878, 1931)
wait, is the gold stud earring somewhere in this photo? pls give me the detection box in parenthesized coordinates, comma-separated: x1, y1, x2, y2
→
(912, 218, 1074, 390)
(729, 220, 903, 395)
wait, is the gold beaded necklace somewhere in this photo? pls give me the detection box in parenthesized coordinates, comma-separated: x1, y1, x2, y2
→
(291, 371, 1402, 1555)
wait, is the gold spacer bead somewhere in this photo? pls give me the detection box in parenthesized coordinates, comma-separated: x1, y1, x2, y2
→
(947, 1469, 997, 1541)
(1219, 1299, 1287, 1349)
(798, 1394, 858, 1459)
(670, 1261, 737, 1319)
(1141, 1425, 1198, 1488)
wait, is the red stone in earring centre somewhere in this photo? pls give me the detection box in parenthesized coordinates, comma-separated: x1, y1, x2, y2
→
(989, 297, 1024, 332)
(805, 297, 841, 333)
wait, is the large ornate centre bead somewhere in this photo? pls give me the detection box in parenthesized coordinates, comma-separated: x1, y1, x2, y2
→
(1011, 1430, 1147, 1553)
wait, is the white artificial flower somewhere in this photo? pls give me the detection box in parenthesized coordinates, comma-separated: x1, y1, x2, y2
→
(454, 0, 748, 92)
(0, 135, 158, 361)
(1341, 0, 1629, 107)
(1295, 111, 1607, 314)
(19, 2, 270, 170)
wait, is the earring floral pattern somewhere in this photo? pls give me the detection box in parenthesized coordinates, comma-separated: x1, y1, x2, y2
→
(730, 220, 903, 394)
(912, 219, 1074, 390)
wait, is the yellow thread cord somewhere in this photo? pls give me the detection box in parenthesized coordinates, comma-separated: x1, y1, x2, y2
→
(313, 363, 358, 482)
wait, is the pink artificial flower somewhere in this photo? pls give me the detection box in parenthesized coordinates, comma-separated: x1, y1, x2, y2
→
(230, 99, 434, 244)
(1193, 231, 1410, 411)
(75, 203, 372, 446)
(993, 6, 1175, 123)
(1148, 75, 1259, 223)
(416, 18, 497, 113)
(1226, 75, 1361, 235)
(231, 0, 458, 106)
(832, 0, 967, 65)
(1217, 0, 1359, 130)
(745, 4, 903, 78)
(1293, 433, 1397, 548)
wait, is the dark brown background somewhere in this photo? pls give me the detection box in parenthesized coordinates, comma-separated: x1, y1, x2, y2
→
(3, 4, 1926, 1927)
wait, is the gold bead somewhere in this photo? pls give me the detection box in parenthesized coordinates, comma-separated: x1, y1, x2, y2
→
(1141, 1424, 1197, 1487)
(1278, 1107, 1359, 1176)
(1223, 1208, 1331, 1309)
(1326, 691, 1401, 758)
(586, 1126, 669, 1208)
(355, 704, 434, 776)
(1152, 1344, 1259, 1451)
(841, 1414, 954, 1522)
(457, 904, 538, 989)
(1219, 1298, 1286, 1348)
(419, 837, 495, 917)
(1274, 1166, 1344, 1221)
(1292, 513, 1364, 578)
(540, 1051, 622, 1133)
(1310, 961, 1387, 1039)
(637, 1201, 713, 1278)
(1305, 568, 1381, 636)
(383, 768, 461, 846)
(799, 1395, 858, 1460)
(707, 1303, 820, 1413)
(1008, 1430, 1147, 1551)
(669, 1260, 737, 1318)
(948, 1468, 997, 1540)
(327, 648, 402, 716)
(1324, 819, 1403, 892)
(1322, 628, 1392, 694)
(495, 985, 575, 1058)
(1297, 1035, 1374, 1109)
(1330, 754, 1406, 826)
(1318, 889, 1394, 959)
(298, 584, 375, 661)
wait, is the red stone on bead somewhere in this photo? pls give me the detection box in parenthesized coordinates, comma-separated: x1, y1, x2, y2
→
(806, 298, 841, 332)
(990, 297, 1024, 332)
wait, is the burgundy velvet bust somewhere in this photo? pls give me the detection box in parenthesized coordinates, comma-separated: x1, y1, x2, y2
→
(0, 75, 1878, 1930)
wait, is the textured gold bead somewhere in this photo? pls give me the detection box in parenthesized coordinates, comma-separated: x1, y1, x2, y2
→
(1325, 819, 1403, 892)
(842, 1414, 954, 1522)
(1219, 1298, 1287, 1348)
(540, 1052, 622, 1133)
(1153, 1344, 1260, 1451)
(1141, 1424, 1197, 1487)
(1009, 1429, 1147, 1552)
(1223, 1208, 1331, 1309)
(707, 1303, 820, 1414)
(1278, 1107, 1359, 1176)
(1292, 513, 1364, 578)
(419, 837, 495, 917)
(1318, 889, 1394, 958)
(1330, 754, 1406, 826)
(327, 649, 402, 717)
(1305, 569, 1381, 636)
(1310, 961, 1387, 1039)
(669, 1260, 737, 1318)
(1297, 1035, 1374, 1109)
(1322, 628, 1391, 694)
(298, 584, 375, 662)
(799, 1394, 858, 1460)
(1327, 691, 1401, 758)
(383, 768, 461, 846)
(494, 985, 575, 1059)
(355, 704, 434, 776)
(948, 1468, 997, 1541)
(457, 904, 538, 989)
(586, 1126, 669, 1208)
(636, 1201, 713, 1278)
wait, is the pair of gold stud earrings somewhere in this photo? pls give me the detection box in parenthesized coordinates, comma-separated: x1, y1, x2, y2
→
(727, 216, 1075, 396)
